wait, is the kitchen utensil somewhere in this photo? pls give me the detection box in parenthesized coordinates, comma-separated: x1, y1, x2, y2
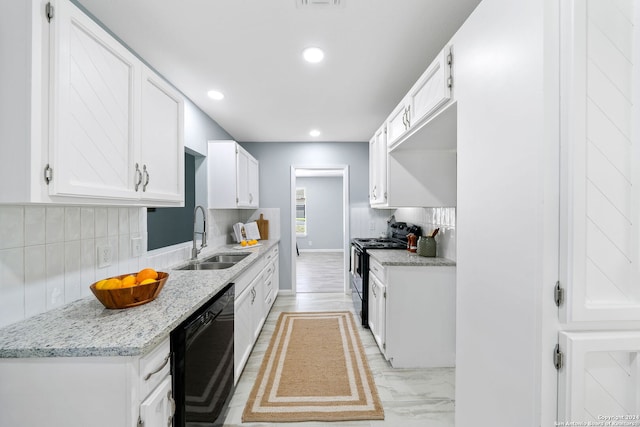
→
(90, 272, 169, 309)
(256, 214, 269, 240)
(430, 228, 440, 238)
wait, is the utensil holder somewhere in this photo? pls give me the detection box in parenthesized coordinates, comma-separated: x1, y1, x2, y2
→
(417, 236, 436, 257)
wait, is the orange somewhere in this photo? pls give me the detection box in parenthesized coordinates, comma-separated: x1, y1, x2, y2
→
(103, 278, 123, 290)
(95, 279, 108, 290)
(121, 275, 137, 288)
(139, 278, 156, 285)
(240, 240, 247, 247)
(136, 268, 158, 283)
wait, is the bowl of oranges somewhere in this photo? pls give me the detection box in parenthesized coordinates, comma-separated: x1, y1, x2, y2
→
(90, 268, 168, 309)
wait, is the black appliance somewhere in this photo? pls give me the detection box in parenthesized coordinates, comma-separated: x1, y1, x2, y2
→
(171, 283, 235, 426)
(350, 217, 421, 327)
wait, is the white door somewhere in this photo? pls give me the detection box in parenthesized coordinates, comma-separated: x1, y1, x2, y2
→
(236, 147, 250, 207)
(139, 65, 184, 204)
(558, 0, 640, 420)
(247, 155, 259, 207)
(49, 0, 138, 200)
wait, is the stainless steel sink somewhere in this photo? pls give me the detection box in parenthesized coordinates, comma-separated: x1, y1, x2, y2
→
(202, 253, 250, 263)
(177, 262, 236, 271)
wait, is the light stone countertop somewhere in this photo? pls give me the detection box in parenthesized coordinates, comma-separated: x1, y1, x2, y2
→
(367, 249, 456, 266)
(0, 240, 279, 359)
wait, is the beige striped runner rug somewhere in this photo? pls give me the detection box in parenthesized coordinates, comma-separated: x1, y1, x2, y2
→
(242, 311, 385, 422)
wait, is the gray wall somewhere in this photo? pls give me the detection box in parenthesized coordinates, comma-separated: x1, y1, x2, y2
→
(296, 177, 343, 250)
(240, 141, 369, 290)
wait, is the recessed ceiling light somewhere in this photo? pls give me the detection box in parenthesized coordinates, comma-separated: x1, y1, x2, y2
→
(207, 90, 224, 100)
(309, 129, 321, 137)
(302, 47, 324, 63)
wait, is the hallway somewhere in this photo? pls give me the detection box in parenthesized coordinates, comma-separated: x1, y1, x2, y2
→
(296, 251, 344, 293)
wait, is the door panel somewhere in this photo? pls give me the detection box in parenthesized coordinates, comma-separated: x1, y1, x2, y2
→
(50, 0, 137, 200)
(558, 332, 640, 421)
(561, 0, 640, 322)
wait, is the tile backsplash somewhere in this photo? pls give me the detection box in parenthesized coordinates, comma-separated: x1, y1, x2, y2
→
(393, 207, 456, 261)
(0, 205, 281, 328)
(0, 206, 145, 328)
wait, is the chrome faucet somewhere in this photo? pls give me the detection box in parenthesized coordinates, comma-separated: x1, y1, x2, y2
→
(191, 205, 207, 260)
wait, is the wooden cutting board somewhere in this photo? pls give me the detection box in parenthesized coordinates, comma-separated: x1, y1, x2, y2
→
(256, 214, 269, 240)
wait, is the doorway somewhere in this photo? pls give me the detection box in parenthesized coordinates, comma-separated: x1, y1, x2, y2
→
(290, 166, 350, 295)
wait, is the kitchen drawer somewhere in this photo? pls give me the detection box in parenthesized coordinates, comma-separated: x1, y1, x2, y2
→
(264, 270, 275, 295)
(235, 257, 266, 296)
(264, 246, 278, 265)
(369, 258, 386, 282)
(139, 338, 171, 398)
(264, 288, 273, 308)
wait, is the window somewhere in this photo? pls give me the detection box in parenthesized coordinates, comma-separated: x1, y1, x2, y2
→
(296, 187, 307, 236)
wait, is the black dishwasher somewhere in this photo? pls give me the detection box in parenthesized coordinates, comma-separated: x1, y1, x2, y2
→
(171, 283, 234, 427)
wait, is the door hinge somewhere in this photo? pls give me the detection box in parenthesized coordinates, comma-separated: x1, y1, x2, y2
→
(383, 342, 386, 350)
(46, 2, 54, 22)
(554, 343, 564, 370)
(446, 48, 453, 89)
(554, 281, 564, 307)
(383, 290, 386, 298)
(44, 164, 53, 185)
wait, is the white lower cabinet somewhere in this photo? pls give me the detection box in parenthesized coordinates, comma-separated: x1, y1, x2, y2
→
(0, 338, 173, 427)
(369, 260, 456, 368)
(234, 246, 279, 384)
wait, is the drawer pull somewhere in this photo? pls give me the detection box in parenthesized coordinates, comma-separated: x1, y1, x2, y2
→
(144, 354, 170, 381)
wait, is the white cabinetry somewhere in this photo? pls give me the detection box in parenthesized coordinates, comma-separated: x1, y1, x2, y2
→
(386, 46, 452, 150)
(0, 338, 174, 427)
(369, 45, 456, 208)
(208, 140, 260, 209)
(368, 259, 386, 351)
(1, 0, 184, 206)
(368, 258, 455, 368)
(234, 245, 279, 384)
(369, 125, 388, 206)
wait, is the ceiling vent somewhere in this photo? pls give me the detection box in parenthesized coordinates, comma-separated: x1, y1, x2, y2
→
(296, 0, 343, 8)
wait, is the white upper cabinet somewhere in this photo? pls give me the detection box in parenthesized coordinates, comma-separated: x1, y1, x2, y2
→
(208, 140, 260, 209)
(0, 0, 184, 206)
(49, 0, 139, 201)
(139, 65, 184, 203)
(369, 124, 388, 206)
(387, 46, 453, 150)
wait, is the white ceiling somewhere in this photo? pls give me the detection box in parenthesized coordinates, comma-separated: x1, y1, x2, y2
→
(76, 0, 481, 143)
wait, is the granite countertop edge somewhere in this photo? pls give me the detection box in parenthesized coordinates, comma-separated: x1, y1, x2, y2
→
(367, 249, 457, 266)
(0, 240, 279, 359)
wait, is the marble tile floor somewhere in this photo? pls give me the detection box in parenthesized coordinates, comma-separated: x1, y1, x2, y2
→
(223, 293, 455, 427)
(296, 251, 345, 293)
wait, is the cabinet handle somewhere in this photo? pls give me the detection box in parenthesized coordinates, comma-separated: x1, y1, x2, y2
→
(167, 390, 176, 426)
(401, 108, 408, 129)
(372, 185, 377, 200)
(406, 105, 411, 127)
(249, 193, 253, 203)
(134, 163, 143, 191)
(372, 282, 377, 297)
(142, 164, 150, 192)
(144, 354, 170, 381)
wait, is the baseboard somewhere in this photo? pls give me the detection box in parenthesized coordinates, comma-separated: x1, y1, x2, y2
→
(277, 289, 295, 296)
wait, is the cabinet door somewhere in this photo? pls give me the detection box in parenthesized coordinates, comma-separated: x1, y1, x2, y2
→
(139, 66, 184, 204)
(251, 280, 264, 340)
(368, 273, 385, 353)
(247, 155, 259, 207)
(407, 47, 451, 128)
(234, 287, 253, 385)
(386, 100, 409, 147)
(49, 0, 138, 200)
(139, 376, 174, 427)
(370, 125, 387, 206)
(236, 147, 250, 207)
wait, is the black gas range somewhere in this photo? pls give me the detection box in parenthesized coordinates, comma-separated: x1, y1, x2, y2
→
(350, 217, 421, 327)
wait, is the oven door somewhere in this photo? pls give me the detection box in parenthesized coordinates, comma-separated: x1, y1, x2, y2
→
(350, 245, 366, 326)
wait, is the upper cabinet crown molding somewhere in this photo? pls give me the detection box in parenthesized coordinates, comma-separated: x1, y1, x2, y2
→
(0, 0, 184, 206)
(208, 140, 260, 209)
